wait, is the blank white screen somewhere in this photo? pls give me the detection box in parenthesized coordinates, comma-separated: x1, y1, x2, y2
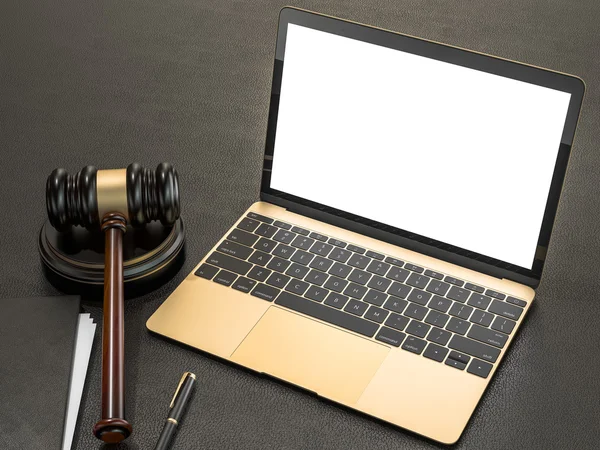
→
(271, 24, 571, 269)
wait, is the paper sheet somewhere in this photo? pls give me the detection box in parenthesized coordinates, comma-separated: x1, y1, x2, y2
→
(62, 313, 96, 450)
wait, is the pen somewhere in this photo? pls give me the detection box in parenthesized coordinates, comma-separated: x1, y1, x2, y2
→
(154, 372, 196, 450)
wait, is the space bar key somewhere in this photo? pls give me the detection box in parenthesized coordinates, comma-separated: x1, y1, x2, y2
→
(275, 292, 379, 338)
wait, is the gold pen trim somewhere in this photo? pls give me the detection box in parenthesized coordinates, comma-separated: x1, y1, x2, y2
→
(170, 372, 196, 408)
(167, 418, 178, 426)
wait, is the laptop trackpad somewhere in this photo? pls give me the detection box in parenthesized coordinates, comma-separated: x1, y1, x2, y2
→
(231, 306, 389, 405)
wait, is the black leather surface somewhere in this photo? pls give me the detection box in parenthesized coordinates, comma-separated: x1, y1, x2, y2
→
(1, 0, 599, 449)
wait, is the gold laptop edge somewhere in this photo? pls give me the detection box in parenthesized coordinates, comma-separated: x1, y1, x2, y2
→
(148, 201, 535, 445)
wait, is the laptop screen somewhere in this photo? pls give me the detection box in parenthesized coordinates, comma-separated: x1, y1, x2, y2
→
(269, 23, 572, 271)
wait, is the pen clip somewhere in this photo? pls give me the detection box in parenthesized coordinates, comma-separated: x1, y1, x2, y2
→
(170, 372, 196, 408)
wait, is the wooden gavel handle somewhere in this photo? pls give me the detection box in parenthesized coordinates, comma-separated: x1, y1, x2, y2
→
(93, 213, 132, 443)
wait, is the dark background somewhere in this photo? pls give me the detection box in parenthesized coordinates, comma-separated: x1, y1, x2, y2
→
(1, 0, 599, 449)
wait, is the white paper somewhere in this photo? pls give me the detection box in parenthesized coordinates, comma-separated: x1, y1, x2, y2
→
(62, 313, 96, 450)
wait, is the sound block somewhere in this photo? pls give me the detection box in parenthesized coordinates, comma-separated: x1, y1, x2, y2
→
(38, 218, 185, 297)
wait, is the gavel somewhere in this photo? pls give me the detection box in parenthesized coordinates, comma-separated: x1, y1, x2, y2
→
(46, 162, 180, 443)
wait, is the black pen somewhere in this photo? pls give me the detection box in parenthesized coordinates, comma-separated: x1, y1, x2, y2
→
(154, 372, 196, 450)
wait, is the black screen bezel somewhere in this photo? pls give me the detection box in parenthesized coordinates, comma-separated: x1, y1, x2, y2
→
(260, 7, 585, 287)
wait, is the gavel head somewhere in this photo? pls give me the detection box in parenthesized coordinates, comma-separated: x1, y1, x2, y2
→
(46, 163, 180, 231)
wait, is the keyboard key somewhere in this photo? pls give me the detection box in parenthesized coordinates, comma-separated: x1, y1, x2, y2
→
(429, 295, 452, 313)
(488, 300, 523, 320)
(237, 217, 261, 232)
(386, 266, 410, 283)
(286, 279, 309, 296)
(465, 283, 484, 293)
(304, 269, 329, 286)
(324, 292, 349, 309)
(425, 310, 450, 328)
(506, 296, 527, 307)
(446, 317, 470, 335)
(324, 276, 348, 293)
(383, 297, 408, 314)
(254, 238, 277, 253)
(195, 263, 219, 280)
(305, 285, 329, 303)
(467, 293, 492, 310)
(207, 252, 252, 275)
(470, 309, 494, 327)
(267, 257, 291, 273)
(444, 276, 464, 287)
(406, 320, 431, 338)
(424, 269, 443, 280)
(344, 283, 368, 300)
(228, 228, 259, 246)
(407, 289, 432, 306)
(328, 238, 347, 248)
(347, 244, 365, 254)
(348, 269, 372, 285)
(445, 358, 466, 370)
(309, 256, 334, 272)
(448, 335, 501, 363)
(290, 249, 314, 266)
(426, 328, 452, 346)
(364, 306, 389, 323)
(291, 236, 315, 251)
(309, 242, 333, 256)
(272, 244, 295, 259)
(248, 250, 272, 266)
(491, 316, 516, 335)
(273, 220, 291, 230)
(402, 336, 427, 354)
(467, 359, 493, 378)
(348, 254, 371, 269)
(329, 248, 351, 263)
(468, 324, 508, 348)
(214, 270, 237, 286)
(384, 313, 409, 331)
(328, 262, 352, 278)
(448, 351, 471, 364)
(406, 273, 430, 289)
(423, 343, 449, 362)
(387, 282, 411, 299)
(375, 327, 406, 347)
(344, 299, 367, 316)
(426, 280, 450, 296)
(404, 263, 424, 273)
(291, 226, 309, 236)
(247, 266, 272, 282)
(367, 275, 392, 293)
(266, 273, 291, 289)
(285, 263, 310, 280)
(366, 260, 391, 276)
(217, 240, 253, 260)
(404, 304, 428, 321)
(485, 289, 506, 300)
(366, 250, 384, 260)
(384, 257, 404, 267)
(449, 303, 473, 320)
(247, 212, 273, 224)
(447, 286, 470, 303)
(273, 229, 296, 244)
(232, 277, 257, 293)
(255, 223, 278, 238)
(309, 232, 328, 242)
(276, 292, 379, 337)
(251, 283, 281, 302)
(364, 289, 388, 307)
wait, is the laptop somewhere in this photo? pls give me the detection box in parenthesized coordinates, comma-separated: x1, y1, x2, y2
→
(148, 7, 584, 444)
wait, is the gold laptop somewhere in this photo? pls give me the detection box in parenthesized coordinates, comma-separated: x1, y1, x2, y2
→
(148, 7, 584, 444)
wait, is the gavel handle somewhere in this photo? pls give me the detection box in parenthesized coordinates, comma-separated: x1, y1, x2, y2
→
(93, 214, 132, 443)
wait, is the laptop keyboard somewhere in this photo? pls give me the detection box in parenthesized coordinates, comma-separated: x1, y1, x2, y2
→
(195, 212, 527, 379)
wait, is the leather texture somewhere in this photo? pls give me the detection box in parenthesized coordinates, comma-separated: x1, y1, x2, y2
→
(1, 0, 599, 449)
